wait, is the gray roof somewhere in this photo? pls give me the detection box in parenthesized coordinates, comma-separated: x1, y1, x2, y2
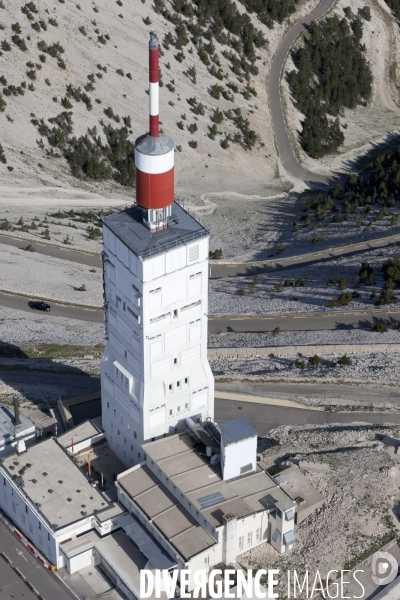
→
(118, 513, 176, 570)
(1, 438, 108, 529)
(103, 201, 209, 260)
(220, 418, 258, 446)
(0, 406, 34, 444)
(58, 419, 101, 447)
(135, 133, 174, 156)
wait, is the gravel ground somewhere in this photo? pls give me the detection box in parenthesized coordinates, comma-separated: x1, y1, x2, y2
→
(208, 328, 400, 348)
(0, 243, 103, 306)
(0, 307, 104, 346)
(210, 349, 400, 388)
(210, 246, 400, 315)
(242, 423, 400, 596)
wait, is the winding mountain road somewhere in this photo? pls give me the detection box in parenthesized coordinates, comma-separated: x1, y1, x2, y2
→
(267, 0, 337, 185)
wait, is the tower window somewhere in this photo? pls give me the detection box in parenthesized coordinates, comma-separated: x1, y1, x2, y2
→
(185, 403, 189, 411)
(134, 431, 137, 438)
(173, 309, 178, 318)
(177, 406, 181, 413)
(169, 409, 173, 417)
(184, 377, 188, 386)
(168, 384, 173, 393)
(123, 302, 126, 311)
(173, 357, 177, 365)
(176, 381, 180, 388)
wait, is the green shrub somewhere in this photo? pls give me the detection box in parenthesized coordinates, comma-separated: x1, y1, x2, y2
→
(0, 143, 6, 163)
(308, 354, 320, 368)
(274, 282, 283, 292)
(369, 322, 388, 333)
(330, 291, 353, 307)
(24, 244, 35, 252)
(337, 354, 351, 366)
(272, 326, 280, 337)
(209, 248, 223, 259)
(236, 288, 245, 295)
(359, 261, 375, 285)
(76, 284, 87, 291)
(188, 140, 197, 149)
(295, 358, 305, 369)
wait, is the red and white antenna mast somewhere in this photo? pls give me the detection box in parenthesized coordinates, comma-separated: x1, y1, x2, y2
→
(149, 36, 159, 137)
(135, 36, 175, 231)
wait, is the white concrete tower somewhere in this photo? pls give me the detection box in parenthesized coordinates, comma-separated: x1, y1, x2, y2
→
(100, 38, 214, 468)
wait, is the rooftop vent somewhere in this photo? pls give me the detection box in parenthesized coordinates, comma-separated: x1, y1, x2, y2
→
(67, 498, 72, 502)
(31, 479, 37, 484)
(58, 480, 63, 484)
(295, 496, 306, 505)
(42, 472, 48, 476)
(9, 466, 15, 471)
(81, 511, 87, 516)
(76, 489, 81, 493)
(13, 461, 19, 466)
(81, 504, 86, 508)
(275, 475, 288, 485)
(197, 491, 225, 509)
(48, 489, 53, 494)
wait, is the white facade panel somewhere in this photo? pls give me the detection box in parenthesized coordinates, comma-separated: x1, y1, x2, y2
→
(117, 239, 129, 267)
(145, 255, 165, 280)
(165, 326, 186, 351)
(181, 345, 201, 365)
(150, 357, 170, 378)
(164, 279, 186, 305)
(149, 290, 162, 311)
(105, 261, 116, 285)
(104, 378, 115, 398)
(189, 324, 201, 341)
(222, 437, 257, 481)
(188, 274, 202, 296)
(149, 409, 166, 429)
(192, 391, 208, 410)
(150, 340, 162, 357)
(127, 350, 140, 372)
(109, 333, 123, 356)
(165, 247, 186, 273)
(109, 312, 117, 330)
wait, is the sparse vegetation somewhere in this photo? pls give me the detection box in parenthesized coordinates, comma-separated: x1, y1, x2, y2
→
(288, 12, 372, 157)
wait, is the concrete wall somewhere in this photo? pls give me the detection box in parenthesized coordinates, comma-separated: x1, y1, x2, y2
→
(221, 436, 257, 481)
(0, 467, 57, 566)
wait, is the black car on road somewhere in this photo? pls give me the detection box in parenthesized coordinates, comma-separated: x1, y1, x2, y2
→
(29, 301, 51, 312)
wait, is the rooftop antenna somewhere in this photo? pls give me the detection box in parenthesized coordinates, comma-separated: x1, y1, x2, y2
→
(14, 397, 21, 427)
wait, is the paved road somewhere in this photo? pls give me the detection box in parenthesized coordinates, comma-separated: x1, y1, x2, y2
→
(0, 233, 101, 268)
(267, 0, 337, 185)
(0, 291, 103, 323)
(215, 397, 400, 434)
(216, 381, 400, 405)
(208, 309, 400, 332)
(211, 234, 400, 278)
(2, 290, 399, 331)
(0, 520, 76, 600)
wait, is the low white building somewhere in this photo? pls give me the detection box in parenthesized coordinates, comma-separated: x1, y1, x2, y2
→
(114, 419, 324, 592)
(0, 437, 122, 569)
